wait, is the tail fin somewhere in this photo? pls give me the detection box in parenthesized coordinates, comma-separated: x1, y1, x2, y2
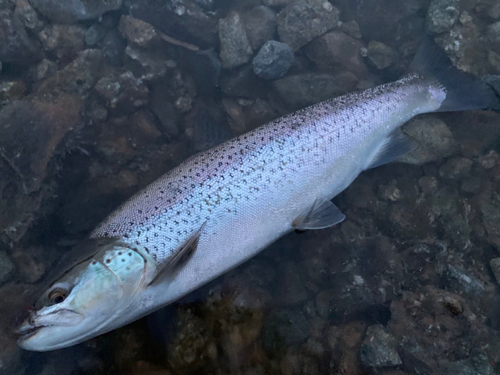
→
(410, 38, 500, 112)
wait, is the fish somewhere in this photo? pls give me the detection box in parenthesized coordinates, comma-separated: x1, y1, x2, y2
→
(16, 40, 499, 351)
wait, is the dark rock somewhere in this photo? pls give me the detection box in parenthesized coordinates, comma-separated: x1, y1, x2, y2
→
(306, 31, 367, 78)
(476, 0, 500, 20)
(341, 20, 362, 39)
(252, 40, 294, 80)
(426, 0, 460, 34)
(39, 24, 86, 62)
(119, 15, 160, 48)
(85, 23, 106, 46)
(439, 158, 473, 180)
(183, 48, 221, 93)
(342, 0, 424, 42)
(436, 349, 493, 375)
(367, 41, 398, 70)
(400, 116, 457, 165)
(242, 5, 276, 51)
(263, 0, 290, 6)
(220, 65, 267, 99)
(418, 176, 439, 195)
(148, 83, 179, 137)
(360, 325, 402, 368)
(95, 72, 148, 114)
(478, 150, 500, 170)
(0, 9, 40, 63)
(14, 0, 42, 31)
(479, 193, 500, 249)
(222, 98, 246, 134)
(101, 29, 126, 66)
(490, 258, 500, 285)
(276, 0, 340, 51)
(124, 44, 174, 82)
(130, 0, 217, 49)
(244, 98, 278, 129)
(219, 12, 253, 69)
(29, 0, 122, 23)
(0, 79, 25, 103)
(32, 58, 57, 81)
(461, 176, 481, 193)
(0, 251, 14, 284)
(11, 246, 47, 283)
(378, 184, 403, 202)
(263, 309, 310, 348)
(275, 261, 309, 306)
(272, 72, 358, 110)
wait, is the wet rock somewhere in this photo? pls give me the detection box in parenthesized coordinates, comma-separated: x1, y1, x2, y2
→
(439, 157, 473, 180)
(263, 0, 290, 6)
(11, 246, 46, 283)
(131, 0, 217, 49)
(125, 45, 173, 82)
(306, 31, 367, 78)
(426, 0, 460, 34)
(360, 325, 402, 368)
(418, 176, 439, 195)
(367, 41, 398, 70)
(29, 0, 122, 23)
(222, 98, 246, 134)
(252, 40, 294, 80)
(378, 184, 403, 202)
(95, 72, 149, 114)
(219, 12, 253, 69)
(119, 15, 160, 48)
(436, 349, 493, 375)
(461, 176, 481, 193)
(0, 251, 14, 284)
(272, 72, 357, 110)
(0, 9, 40, 63)
(244, 98, 278, 129)
(490, 258, 500, 285)
(400, 116, 457, 165)
(276, 0, 340, 51)
(14, 0, 42, 31)
(148, 84, 179, 137)
(85, 23, 106, 46)
(476, 0, 500, 20)
(242, 6, 276, 51)
(39, 24, 86, 62)
(263, 309, 310, 347)
(478, 150, 500, 170)
(101, 29, 126, 66)
(342, 20, 362, 39)
(0, 79, 25, 103)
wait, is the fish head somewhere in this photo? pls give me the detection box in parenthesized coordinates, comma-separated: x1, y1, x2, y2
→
(16, 242, 150, 351)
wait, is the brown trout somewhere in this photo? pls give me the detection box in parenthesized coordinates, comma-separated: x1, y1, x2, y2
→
(16, 40, 499, 351)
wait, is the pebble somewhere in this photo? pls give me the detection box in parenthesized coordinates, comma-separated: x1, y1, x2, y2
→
(242, 5, 276, 51)
(367, 40, 398, 69)
(252, 40, 294, 80)
(360, 325, 402, 368)
(85, 23, 106, 46)
(276, 0, 340, 51)
(29, 0, 122, 23)
(124, 45, 170, 82)
(119, 15, 159, 48)
(95, 72, 149, 113)
(38, 24, 86, 62)
(218, 12, 253, 69)
(0, 250, 15, 284)
(426, 0, 460, 34)
(14, 0, 42, 31)
(0, 9, 40, 63)
(341, 20, 362, 39)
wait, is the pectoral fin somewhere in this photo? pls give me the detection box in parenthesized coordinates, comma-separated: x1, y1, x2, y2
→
(149, 222, 206, 285)
(293, 199, 345, 230)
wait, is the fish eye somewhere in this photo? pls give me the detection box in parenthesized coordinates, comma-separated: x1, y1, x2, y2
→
(48, 288, 68, 304)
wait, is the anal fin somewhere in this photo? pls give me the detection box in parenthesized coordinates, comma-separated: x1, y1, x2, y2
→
(367, 129, 416, 170)
(293, 199, 345, 230)
(149, 222, 206, 285)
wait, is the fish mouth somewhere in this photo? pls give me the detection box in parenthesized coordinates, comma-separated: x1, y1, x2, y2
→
(15, 323, 46, 341)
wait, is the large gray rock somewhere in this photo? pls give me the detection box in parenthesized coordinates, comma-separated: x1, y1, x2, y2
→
(276, 0, 339, 51)
(252, 40, 294, 80)
(219, 12, 253, 69)
(399, 116, 457, 165)
(242, 5, 276, 51)
(367, 40, 398, 70)
(360, 325, 402, 368)
(272, 72, 357, 110)
(0, 9, 40, 63)
(426, 0, 460, 34)
(29, 0, 122, 23)
(306, 30, 367, 78)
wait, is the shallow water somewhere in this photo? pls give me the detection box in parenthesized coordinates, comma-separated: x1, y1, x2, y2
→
(0, 0, 499, 374)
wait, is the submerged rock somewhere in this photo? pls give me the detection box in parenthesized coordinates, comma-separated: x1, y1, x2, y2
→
(436, 349, 493, 375)
(252, 40, 294, 80)
(276, 0, 339, 51)
(0, 79, 25, 103)
(119, 15, 159, 48)
(426, 0, 460, 34)
(0, 9, 40, 63)
(242, 5, 276, 52)
(14, 0, 42, 31)
(439, 158, 473, 180)
(30, 0, 122, 23)
(38, 24, 86, 62)
(0, 250, 15, 284)
(95, 72, 149, 114)
(367, 40, 398, 70)
(360, 325, 402, 368)
(219, 12, 253, 69)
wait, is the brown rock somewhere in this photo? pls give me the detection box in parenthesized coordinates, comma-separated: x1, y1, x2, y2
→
(118, 15, 160, 48)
